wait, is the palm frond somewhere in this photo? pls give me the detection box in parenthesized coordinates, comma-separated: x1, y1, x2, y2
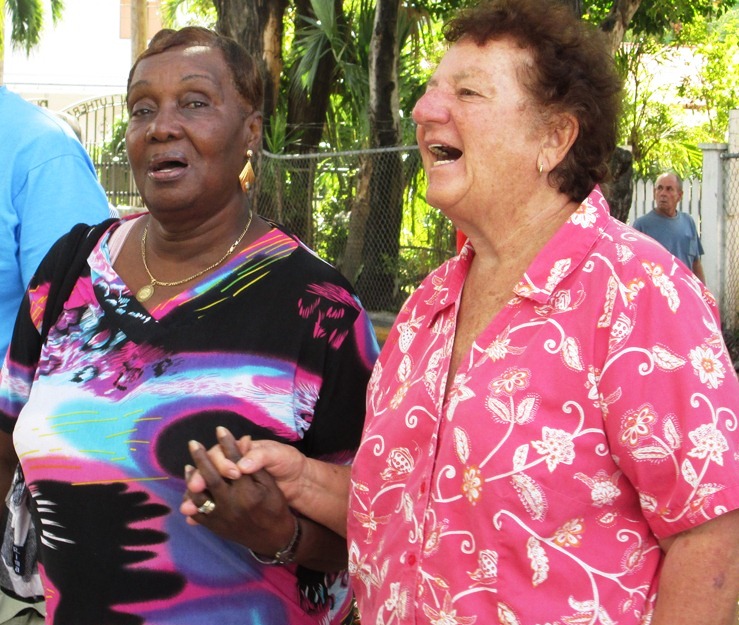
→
(289, 0, 342, 98)
(50, 0, 64, 23)
(8, 0, 44, 53)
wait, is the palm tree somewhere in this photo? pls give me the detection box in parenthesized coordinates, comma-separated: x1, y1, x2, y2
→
(0, 0, 64, 83)
(274, 0, 450, 303)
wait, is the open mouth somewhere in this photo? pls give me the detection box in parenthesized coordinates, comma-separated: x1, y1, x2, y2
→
(429, 144, 462, 167)
(151, 159, 187, 173)
(147, 152, 190, 177)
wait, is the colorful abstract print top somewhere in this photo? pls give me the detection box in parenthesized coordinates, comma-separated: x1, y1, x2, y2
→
(0, 217, 378, 625)
(348, 187, 739, 625)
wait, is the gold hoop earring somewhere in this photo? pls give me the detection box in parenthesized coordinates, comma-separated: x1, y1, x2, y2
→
(239, 149, 256, 192)
(537, 162, 544, 175)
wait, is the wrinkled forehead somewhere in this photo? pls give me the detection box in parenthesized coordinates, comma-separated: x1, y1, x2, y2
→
(128, 44, 237, 103)
(430, 37, 533, 89)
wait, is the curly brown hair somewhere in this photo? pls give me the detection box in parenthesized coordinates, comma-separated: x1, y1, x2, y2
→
(126, 26, 264, 116)
(444, 0, 623, 202)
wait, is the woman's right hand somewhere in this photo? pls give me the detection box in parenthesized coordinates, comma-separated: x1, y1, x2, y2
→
(193, 427, 351, 538)
(182, 427, 351, 568)
(186, 427, 307, 505)
(181, 438, 299, 558)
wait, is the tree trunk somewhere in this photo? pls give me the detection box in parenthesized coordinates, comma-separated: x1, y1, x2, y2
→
(602, 147, 633, 223)
(131, 0, 148, 64)
(599, 0, 643, 53)
(213, 0, 288, 126)
(356, 0, 404, 311)
(338, 155, 373, 284)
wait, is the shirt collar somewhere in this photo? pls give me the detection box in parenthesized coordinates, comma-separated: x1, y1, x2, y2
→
(515, 186, 611, 303)
(424, 186, 611, 327)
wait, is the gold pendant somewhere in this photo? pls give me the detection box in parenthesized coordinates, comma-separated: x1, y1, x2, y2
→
(136, 283, 155, 303)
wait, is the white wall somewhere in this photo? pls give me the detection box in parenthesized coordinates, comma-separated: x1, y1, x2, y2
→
(4, 0, 132, 111)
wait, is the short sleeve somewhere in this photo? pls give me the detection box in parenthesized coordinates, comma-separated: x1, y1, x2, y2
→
(599, 264, 739, 539)
(302, 304, 379, 461)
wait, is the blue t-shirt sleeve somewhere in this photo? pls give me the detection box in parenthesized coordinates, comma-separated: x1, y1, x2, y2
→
(16, 147, 110, 287)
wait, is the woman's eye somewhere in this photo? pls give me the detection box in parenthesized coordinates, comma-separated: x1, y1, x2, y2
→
(459, 88, 479, 97)
(130, 105, 152, 117)
(184, 100, 207, 109)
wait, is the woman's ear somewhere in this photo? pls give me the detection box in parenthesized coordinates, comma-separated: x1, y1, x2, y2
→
(540, 112, 578, 172)
(243, 109, 263, 152)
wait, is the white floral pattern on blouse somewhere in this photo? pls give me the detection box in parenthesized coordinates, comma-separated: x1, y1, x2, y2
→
(348, 187, 739, 625)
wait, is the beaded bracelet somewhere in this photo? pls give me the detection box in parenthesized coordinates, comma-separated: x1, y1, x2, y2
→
(249, 515, 302, 565)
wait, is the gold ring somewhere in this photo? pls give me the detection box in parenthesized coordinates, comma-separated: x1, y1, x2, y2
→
(197, 499, 216, 515)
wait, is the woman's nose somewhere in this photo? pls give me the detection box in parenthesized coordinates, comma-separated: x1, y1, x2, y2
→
(145, 106, 182, 142)
(412, 89, 449, 126)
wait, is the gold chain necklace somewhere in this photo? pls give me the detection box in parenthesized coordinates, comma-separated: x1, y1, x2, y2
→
(136, 210, 253, 303)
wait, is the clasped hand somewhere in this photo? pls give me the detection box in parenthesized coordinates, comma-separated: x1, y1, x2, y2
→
(180, 426, 296, 559)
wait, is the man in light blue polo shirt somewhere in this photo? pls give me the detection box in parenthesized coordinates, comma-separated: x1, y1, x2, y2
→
(632, 172, 706, 283)
(0, 87, 111, 359)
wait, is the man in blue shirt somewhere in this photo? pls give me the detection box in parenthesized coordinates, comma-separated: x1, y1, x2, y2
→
(633, 172, 706, 283)
(0, 87, 111, 359)
(0, 87, 111, 625)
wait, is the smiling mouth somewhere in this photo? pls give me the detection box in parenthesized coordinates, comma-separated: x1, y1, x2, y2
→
(429, 144, 463, 167)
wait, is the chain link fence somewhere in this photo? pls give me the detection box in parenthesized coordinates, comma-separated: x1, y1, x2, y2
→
(721, 151, 739, 364)
(256, 147, 456, 312)
(58, 94, 739, 340)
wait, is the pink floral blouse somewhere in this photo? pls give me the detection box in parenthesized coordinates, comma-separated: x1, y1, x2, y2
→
(348, 187, 739, 625)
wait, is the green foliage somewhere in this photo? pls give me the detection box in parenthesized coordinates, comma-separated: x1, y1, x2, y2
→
(398, 6, 447, 127)
(161, 0, 216, 28)
(87, 115, 132, 208)
(583, 0, 738, 35)
(291, 0, 346, 97)
(264, 111, 289, 154)
(616, 36, 689, 176)
(631, 0, 737, 36)
(408, 0, 474, 20)
(284, 0, 373, 150)
(616, 10, 739, 179)
(104, 117, 129, 159)
(7, 0, 64, 53)
(87, 116, 128, 163)
(281, 0, 455, 150)
(309, 164, 355, 264)
(675, 10, 739, 137)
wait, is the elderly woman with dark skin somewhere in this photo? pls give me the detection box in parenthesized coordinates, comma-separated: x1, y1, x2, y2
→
(192, 1, 739, 624)
(0, 27, 378, 625)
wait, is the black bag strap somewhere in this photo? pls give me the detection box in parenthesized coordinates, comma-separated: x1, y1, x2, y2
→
(40, 218, 118, 344)
(0, 219, 117, 604)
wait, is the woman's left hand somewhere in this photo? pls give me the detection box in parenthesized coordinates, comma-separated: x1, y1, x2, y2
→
(180, 435, 297, 558)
